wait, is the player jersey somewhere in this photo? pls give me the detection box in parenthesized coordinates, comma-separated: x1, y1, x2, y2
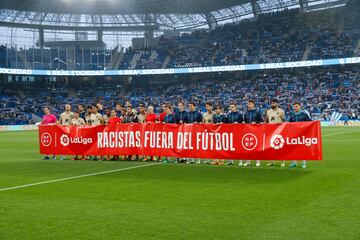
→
(159, 112, 167, 123)
(164, 113, 177, 123)
(266, 108, 285, 124)
(109, 117, 122, 125)
(175, 110, 188, 123)
(85, 114, 91, 125)
(187, 111, 203, 123)
(71, 117, 85, 126)
(137, 113, 146, 123)
(59, 111, 74, 125)
(289, 111, 311, 122)
(145, 113, 158, 123)
(213, 113, 227, 124)
(227, 111, 243, 123)
(90, 113, 103, 126)
(79, 111, 86, 121)
(103, 115, 110, 125)
(243, 109, 263, 124)
(123, 112, 138, 123)
(203, 112, 214, 123)
(42, 114, 57, 125)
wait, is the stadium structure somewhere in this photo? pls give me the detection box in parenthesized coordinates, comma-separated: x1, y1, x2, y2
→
(0, 0, 359, 125)
(0, 0, 354, 71)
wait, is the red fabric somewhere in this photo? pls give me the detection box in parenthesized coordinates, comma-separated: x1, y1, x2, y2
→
(39, 122, 323, 160)
(109, 117, 122, 125)
(146, 113, 158, 123)
(159, 112, 166, 122)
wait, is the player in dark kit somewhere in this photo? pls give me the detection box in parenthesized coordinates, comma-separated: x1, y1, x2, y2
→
(242, 100, 263, 167)
(226, 103, 243, 165)
(187, 102, 203, 123)
(162, 105, 177, 163)
(123, 105, 138, 123)
(77, 104, 86, 121)
(212, 105, 227, 165)
(175, 101, 188, 123)
(243, 100, 263, 124)
(175, 102, 188, 163)
(163, 105, 177, 123)
(213, 105, 227, 124)
(122, 105, 138, 161)
(187, 102, 202, 164)
(289, 102, 312, 168)
(289, 102, 311, 122)
(115, 103, 123, 117)
(227, 103, 243, 124)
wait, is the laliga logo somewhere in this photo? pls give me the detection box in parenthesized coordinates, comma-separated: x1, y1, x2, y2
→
(270, 135, 285, 150)
(60, 134, 92, 146)
(270, 134, 318, 150)
(60, 134, 70, 146)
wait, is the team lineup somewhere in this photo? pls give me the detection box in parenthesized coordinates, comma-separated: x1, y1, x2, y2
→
(41, 98, 312, 168)
(42, 99, 311, 168)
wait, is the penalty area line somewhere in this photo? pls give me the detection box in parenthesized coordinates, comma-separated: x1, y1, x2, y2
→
(0, 162, 161, 192)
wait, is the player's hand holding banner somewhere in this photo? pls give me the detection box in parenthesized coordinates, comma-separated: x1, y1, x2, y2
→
(39, 122, 322, 160)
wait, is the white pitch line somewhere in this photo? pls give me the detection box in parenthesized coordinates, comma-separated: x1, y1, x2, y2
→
(323, 139, 360, 142)
(0, 162, 161, 192)
(322, 131, 360, 137)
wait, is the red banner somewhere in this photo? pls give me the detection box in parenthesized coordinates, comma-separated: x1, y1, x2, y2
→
(39, 122, 323, 160)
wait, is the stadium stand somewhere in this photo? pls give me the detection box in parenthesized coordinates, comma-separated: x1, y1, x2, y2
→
(1, 9, 360, 71)
(1, 66, 359, 125)
(1, 4, 359, 125)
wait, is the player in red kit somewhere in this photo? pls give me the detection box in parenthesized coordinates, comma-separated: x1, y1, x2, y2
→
(145, 106, 159, 123)
(144, 106, 159, 161)
(159, 104, 167, 123)
(109, 109, 122, 125)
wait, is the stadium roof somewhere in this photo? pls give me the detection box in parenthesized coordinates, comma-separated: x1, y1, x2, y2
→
(0, 0, 349, 30)
(0, 0, 249, 15)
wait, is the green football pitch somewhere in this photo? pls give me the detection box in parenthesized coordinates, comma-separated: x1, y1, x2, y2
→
(0, 127, 359, 240)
